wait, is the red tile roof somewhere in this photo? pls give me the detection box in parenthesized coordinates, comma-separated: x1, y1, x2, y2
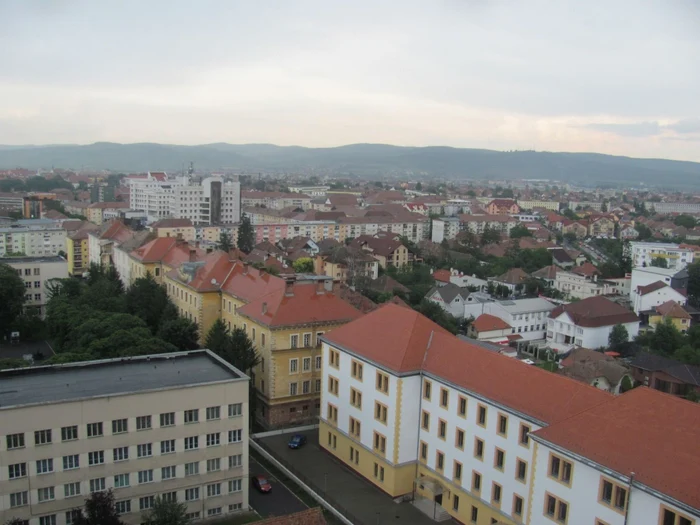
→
(220, 263, 285, 302)
(637, 280, 668, 296)
(655, 300, 691, 319)
(571, 262, 600, 277)
(549, 296, 639, 328)
(472, 313, 511, 332)
(237, 282, 363, 328)
(433, 269, 451, 283)
(533, 387, 700, 510)
(151, 218, 193, 228)
(131, 238, 178, 263)
(95, 220, 135, 243)
(324, 303, 450, 373)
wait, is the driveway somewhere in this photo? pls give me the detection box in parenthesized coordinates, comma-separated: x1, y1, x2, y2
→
(248, 456, 308, 518)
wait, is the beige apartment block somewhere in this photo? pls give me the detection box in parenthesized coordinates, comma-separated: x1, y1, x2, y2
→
(0, 256, 68, 317)
(0, 350, 250, 525)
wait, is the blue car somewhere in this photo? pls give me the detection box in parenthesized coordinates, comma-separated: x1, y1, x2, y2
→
(288, 434, 307, 449)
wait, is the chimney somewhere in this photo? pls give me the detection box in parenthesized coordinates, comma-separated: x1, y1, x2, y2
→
(262, 302, 267, 315)
(285, 279, 294, 296)
(242, 264, 248, 275)
(316, 280, 325, 295)
(189, 249, 196, 262)
(176, 232, 183, 241)
(324, 278, 333, 292)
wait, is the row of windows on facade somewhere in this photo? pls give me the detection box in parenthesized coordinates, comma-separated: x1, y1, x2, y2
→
(289, 355, 323, 373)
(4, 404, 243, 450)
(7, 432, 243, 480)
(288, 378, 322, 396)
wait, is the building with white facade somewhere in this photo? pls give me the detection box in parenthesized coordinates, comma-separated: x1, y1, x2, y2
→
(632, 281, 687, 315)
(0, 256, 68, 317)
(547, 296, 639, 351)
(0, 350, 250, 525)
(516, 199, 560, 211)
(318, 304, 698, 525)
(425, 284, 471, 318)
(480, 298, 557, 342)
(459, 215, 518, 236)
(288, 185, 330, 197)
(554, 271, 619, 300)
(241, 191, 311, 210)
(645, 201, 700, 214)
(630, 266, 688, 310)
(430, 217, 461, 243)
(628, 242, 694, 270)
(0, 221, 66, 258)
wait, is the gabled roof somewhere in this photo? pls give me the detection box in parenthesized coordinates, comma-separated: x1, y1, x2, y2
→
(572, 262, 600, 277)
(471, 313, 511, 332)
(363, 275, 410, 294)
(549, 296, 639, 328)
(532, 387, 700, 510)
(94, 220, 135, 243)
(130, 237, 178, 263)
(151, 218, 193, 229)
(237, 282, 363, 328)
(630, 353, 700, 386)
(655, 300, 691, 319)
(220, 262, 285, 302)
(637, 280, 668, 295)
(324, 303, 450, 373)
(428, 283, 470, 303)
(496, 267, 530, 285)
(532, 265, 559, 280)
(432, 269, 451, 283)
(168, 251, 235, 292)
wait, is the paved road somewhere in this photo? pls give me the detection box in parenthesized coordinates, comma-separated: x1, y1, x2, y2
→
(248, 456, 308, 518)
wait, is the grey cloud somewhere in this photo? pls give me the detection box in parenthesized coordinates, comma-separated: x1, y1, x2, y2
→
(666, 118, 700, 134)
(583, 122, 662, 137)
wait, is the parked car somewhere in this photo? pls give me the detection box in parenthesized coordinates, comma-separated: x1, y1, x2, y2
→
(252, 475, 272, 493)
(287, 434, 307, 449)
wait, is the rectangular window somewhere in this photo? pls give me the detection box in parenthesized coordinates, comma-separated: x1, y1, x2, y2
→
(458, 396, 467, 417)
(375, 402, 388, 424)
(516, 458, 528, 482)
(185, 462, 200, 476)
(40, 517, 56, 525)
(329, 348, 340, 368)
(6, 433, 25, 450)
(421, 410, 430, 430)
(454, 461, 463, 482)
(35, 429, 52, 445)
(420, 441, 428, 461)
(376, 371, 389, 393)
(36, 458, 54, 474)
(373, 431, 387, 455)
(290, 334, 299, 348)
(492, 482, 502, 506)
(472, 471, 482, 494)
(423, 379, 432, 400)
(543, 492, 568, 523)
(140, 496, 156, 510)
(455, 428, 465, 450)
(61, 426, 78, 441)
(228, 403, 242, 417)
(350, 387, 362, 408)
(161, 439, 175, 454)
(373, 462, 385, 482)
(87, 422, 103, 438)
(289, 382, 298, 395)
(89, 478, 106, 492)
(229, 429, 242, 443)
(494, 448, 505, 471)
(38, 487, 55, 502)
(113, 446, 129, 462)
(513, 494, 524, 517)
(207, 483, 222, 497)
(137, 443, 153, 458)
(136, 415, 152, 430)
(520, 423, 531, 447)
(115, 500, 131, 514)
(302, 380, 310, 394)
(327, 404, 338, 424)
(184, 436, 199, 450)
(289, 358, 299, 373)
(206, 432, 221, 447)
(351, 360, 363, 380)
(303, 356, 311, 371)
(88, 451, 105, 465)
(136, 469, 153, 484)
(315, 355, 322, 370)
(349, 417, 361, 438)
(64, 482, 81, 498)
(185, 488, 200, 502)
(63, 455, 79, 470)
(160, 412, 175, 427)
(229, 479, 242, 493)
(112, 418, 128, 434)
(471, 506, 478, 523)
(114, 473, 130, 488)
(477, 404, 487, 427)
(660, 507, 695, 525)
(229, 454, 243, 468)
(436, 450, 445, 472)
(474, 437, 484, 460)
(549, 453, 573, 486)
(599, 477, 628, 513)
(498, 413, 508, 437)
(10, 491, 28, 508)
(162, 465, 176, 480)
(184, 409, 199, 423)
(328, 376, 339, 395)
(440, 387, 449, 408)
(438, 419, 447, 439)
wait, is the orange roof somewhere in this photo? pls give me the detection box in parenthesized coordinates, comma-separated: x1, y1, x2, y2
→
(93, 220, 135, 243)
(472, 313, 511, 332)
(323, 303, 450, 373)
(167, 251, 236, 292)
(220, 263, 285, 302)
(655, 300, 691, 319)
(533, 387, 700, 509)
(433, 269, 450, 283)
(131, 237, 178, 262)
(572, 262, 600, 277)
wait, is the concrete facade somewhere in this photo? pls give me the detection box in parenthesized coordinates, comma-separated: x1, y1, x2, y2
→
(0, 256, 68, 317)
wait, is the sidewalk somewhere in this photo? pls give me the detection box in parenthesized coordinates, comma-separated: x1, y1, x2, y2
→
(257, 431, 442, 525)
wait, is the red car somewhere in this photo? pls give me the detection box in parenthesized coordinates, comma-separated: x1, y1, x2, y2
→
(252, 474, 272, 493)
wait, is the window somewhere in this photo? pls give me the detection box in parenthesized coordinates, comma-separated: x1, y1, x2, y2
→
(207, 432, 221, 447)
(185, 461, 200, 476)
(6, 433, 25, 450)
(228, 403, 242, 417)
(61, 425, 78, 441)
(137, 443, 153, 458)
(36, 458, 54, 474)
(114, 473, 130, 488)
(64, 482, 81, 498)
(229, 429, 242, 443)
(289, 382, 298, 395)
(38, 487, 55, 502)
(420, 441, 428, 461)
(162, 465, 176, 480)
(549, 453, 573, 485)
(229, 454, 243, 468)
(10, 491, 28, 508)
(477, 404, 487, 427)
(229, 478, 242, 493)
(63, 455, 79, 470)
(438, 419, 447, 439)
(421, 410, 430, 430)
(513, 494, 524, 517)
(136, 415, 152, 429)
(185, 512, 201, 521)
(516, 458, 528, 482)
(519, 423, 531, 447)
(185, 436, 199, 450)
(184, 409, 199, 423)
(289, 358, 299, 373)
(373, 462, 385, 482)
(474, 437, 484, 460)
(328, 376, 339, 395)
(115, 500, 131, 514)
(185, 488, 200, 501)
(315, 378, 322, 392)
(160, 412, 175, 427)
(290, 334, 299, 349)
(207, 508, 222, 517)
(207, 483, 222, 497)
(440, 387, 449, 408)
(162, 491, 177, 503)
(491, 482, 502, 506)
(349, 417, 361, 438)
(315, 355, 322, 370)
(39, 517, 56, 525)
(599, 477, 628, 513)
(471, 506, 478, 523)
(161, 439, 176, 454)
(544, 493, 568, 523)
(375, 402, 388, 424)
(423, 379, 432, 400)
(89, 478, 106, 492)
(302, 380, 310, 394)
(455, 428, 465, 450)
(302, 357, 311, 372)
(140, 496, 156, 510)
(351, 360, 363, 380)
(454, 461, 463, 482)
(329, 348, 340, 368)
(35, 429, 52, 445)
(376, 371, 389, 393)
(350, 388, 362, 408)
(88, 451, 105, 465)
(113, 446, 129, 462)
(497, 413, 508, 437)
(436, 450, 445, 472)
(373, 431, 386, 455)
(87, 422, 103, 437)
(327, 404, 338, 424)
(660, 506, 695, 525)
(458, 395, 467, 417)
(112, 418, 128, 434)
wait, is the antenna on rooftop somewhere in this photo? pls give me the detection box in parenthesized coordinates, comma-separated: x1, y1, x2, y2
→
(188, 162, 195, 176)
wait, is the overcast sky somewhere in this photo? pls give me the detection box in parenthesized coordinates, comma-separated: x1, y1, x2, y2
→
(1, 0, 699, 161)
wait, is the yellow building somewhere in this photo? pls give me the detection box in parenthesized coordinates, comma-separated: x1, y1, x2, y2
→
(199, 224, 239, 245)
(649, 300, 691, 333)
(129, 237, 206, 285)
(150, 218, 197, 241)
(233, 279, 363, 428)
(351, 233, 413, 269)
(65, 222, 98, 276)
(86, 202, 129, 225)
(588, 216, 615, 237)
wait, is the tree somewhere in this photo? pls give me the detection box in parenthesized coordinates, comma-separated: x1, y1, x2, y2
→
(620, 375, 635, 393)
(636, 223, 653, 240)
(688, 261, 700, 306)
(509, 224, 532, 239)
(142, 496, 189, 525)
(157, 318, 200, 351)
(674, 214, 696, 229)
(205, 319, 232, 356)
(608, 324, 629, 349)
(650, 257, 668, 268)
(216, 230, 234, 252)
(229, 327, 261, 372)
(74, 490, 125, 525)
(0, 263, 26, 335)
(292, 257, 315, 273)
(237, 214, 255, 253)
(480, 225, 501, 245)
(563, 232, 577, 244)
(415, 182, 422, 191)
(125, 274, 172, 333)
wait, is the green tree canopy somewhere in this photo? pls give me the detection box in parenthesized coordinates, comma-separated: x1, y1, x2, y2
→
(157, 318, 200, 351)
(292, 257, 315, 273)
(125, 274, 173, 333)
(674, 214, 696, 229)
(216, 230, 235, 252)
(509, 224, 532, 239)
(650, 257, 668, 268)
(142, 497, 189, 525)
(237, 213, 255, 253)
(0, 263, 26, 335)
(688, 261, 700, 306)
(608, 324, 629, 349)
(74, 490, 125, 525)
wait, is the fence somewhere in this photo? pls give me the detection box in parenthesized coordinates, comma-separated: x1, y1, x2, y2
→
(253, 438, 369, 525)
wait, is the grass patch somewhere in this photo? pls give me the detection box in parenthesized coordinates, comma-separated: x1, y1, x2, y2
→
(537, 361, 558, 372)
(207, 511, 260, 524)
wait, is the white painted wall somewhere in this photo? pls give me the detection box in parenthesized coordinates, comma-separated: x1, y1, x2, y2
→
(547, 314, 639, 349)
(633, 286, 686, 314)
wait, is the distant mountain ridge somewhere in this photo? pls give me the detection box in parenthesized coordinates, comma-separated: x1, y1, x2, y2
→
(1, 142, 699, 189)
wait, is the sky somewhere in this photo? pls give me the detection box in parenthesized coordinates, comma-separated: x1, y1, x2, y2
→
(1, 0, 700, 161)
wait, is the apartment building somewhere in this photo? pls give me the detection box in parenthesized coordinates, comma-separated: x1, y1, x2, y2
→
(128, 237, 206, 285)
(0, 350, 250, 525)
(0, 222, 66, 258)
(516, 200, 560, 212)
(86, 202, 130, 226)
(645, 201, 700, 214)
(87, 220, 138, 268)
(431, 217, 461, 243)
(65, 222, 99, 276)
(459, 215, 518, 236)
(149, 218, 196, 241)
(486, 199, 520, 215)
(479, 298, 557, 342)
(0, 192, 25, 211)
(0, 256, 68, 316)
(568, 201, 604, 212)
(319, 304, 699, 525)
(628, 242, 694, 270)
(241, 191, 312, 210)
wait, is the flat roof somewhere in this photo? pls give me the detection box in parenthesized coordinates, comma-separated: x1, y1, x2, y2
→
(0, 256, 65, 264)
(0, 350, 246, 409)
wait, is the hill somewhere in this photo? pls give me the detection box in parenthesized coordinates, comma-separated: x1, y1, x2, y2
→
(1, 142, 699, 188)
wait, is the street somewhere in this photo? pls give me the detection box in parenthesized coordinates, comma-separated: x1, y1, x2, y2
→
(248, 456, 308, 518)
